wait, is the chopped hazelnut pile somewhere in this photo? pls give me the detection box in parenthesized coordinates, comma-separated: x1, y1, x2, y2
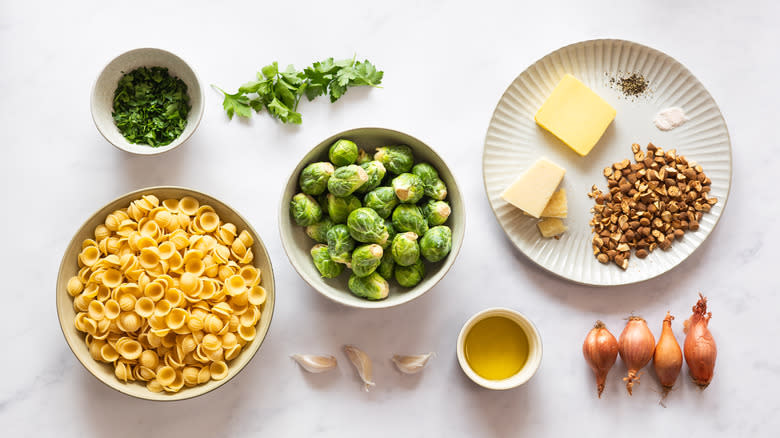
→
(588, 143, 717, 270)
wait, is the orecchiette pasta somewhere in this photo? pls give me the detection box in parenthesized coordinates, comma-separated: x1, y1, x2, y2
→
(68, 195, 265, 394)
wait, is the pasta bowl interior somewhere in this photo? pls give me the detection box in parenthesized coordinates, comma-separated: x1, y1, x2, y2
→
(56, 187, 275, 401)
(279, 127, 465, 309)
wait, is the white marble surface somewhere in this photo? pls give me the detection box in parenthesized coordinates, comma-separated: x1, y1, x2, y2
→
(1, 0, 779, 436)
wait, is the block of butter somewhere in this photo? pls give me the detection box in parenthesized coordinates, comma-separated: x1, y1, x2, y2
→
(534, 74, 616, 156)
(501, 158, 565, 218)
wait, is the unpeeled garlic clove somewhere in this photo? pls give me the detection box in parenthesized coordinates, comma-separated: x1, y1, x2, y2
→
(344, 345, 375, 391)
(392, 353, 434, 374)
(291, 354, 338, 373)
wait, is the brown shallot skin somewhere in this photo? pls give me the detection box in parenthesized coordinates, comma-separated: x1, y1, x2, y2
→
(653, 312, 683, 396)
(618, 316, 655, 395)
(684, 294, 717, 388)
(583, 321, 619, 398)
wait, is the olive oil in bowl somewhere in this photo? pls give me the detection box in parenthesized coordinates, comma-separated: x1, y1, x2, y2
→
(464, 316, 529, 380)
(457, 308, 542, 390)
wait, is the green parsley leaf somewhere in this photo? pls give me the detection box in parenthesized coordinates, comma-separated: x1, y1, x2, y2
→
(212, 86, 252, 119)
(216, 55, 383, 124)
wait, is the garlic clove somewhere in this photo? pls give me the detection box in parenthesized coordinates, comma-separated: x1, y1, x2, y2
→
(392, 353, 434, 374)
(343, 345, 375, 391)
(290, 354, 338, 373)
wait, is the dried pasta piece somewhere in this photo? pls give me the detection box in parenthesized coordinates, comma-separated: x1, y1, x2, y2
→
(225, 275, 246, 296)
(88, 300, 105, 321)
(238, 325, 256, 342)
(203, 314, 224, 334)
(210, 361, 229, 380)
(104, 299, 121, 320)
(200, 212, 220, 233)
(166, 308, 188, 330)
(67, 276, 84, 296)
(247, 286, 267, 306)
(156, 366, 176, 387)
(101, 343, 119, 362)
(79, 246, 101, 267)
(117, 339, 143, 360)
(179, 196, 199, 216)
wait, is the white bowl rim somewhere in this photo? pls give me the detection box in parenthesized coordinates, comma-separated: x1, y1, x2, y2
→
(278, 126, 466, 309)
(456, 307, 543, 390)
(89, 47, 205, 156)
(56, 185, 275, 401)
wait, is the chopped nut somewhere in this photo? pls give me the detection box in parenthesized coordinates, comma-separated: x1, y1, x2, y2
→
(587, 143, 717, 270)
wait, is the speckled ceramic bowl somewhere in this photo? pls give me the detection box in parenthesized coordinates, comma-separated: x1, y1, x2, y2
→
(279, 127, 465, 309)
(90, 48, 204, 155)
(57, 187, 275, 401)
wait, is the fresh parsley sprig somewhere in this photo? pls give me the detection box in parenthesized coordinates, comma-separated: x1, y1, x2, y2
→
(213, 56, 383, 124)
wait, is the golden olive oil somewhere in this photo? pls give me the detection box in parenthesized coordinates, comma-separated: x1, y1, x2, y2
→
(464, 316, 529, 380)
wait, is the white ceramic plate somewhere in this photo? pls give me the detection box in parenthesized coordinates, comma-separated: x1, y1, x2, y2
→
(483, 39, 731, 286)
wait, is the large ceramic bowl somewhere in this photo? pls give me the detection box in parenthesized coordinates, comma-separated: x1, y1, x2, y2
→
(56, 187, 275, 401)
(279, 127, 465, 309)
(90, 48, 205, 155)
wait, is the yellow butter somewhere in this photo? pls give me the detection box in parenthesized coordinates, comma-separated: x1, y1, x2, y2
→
(500, 158, 565, 218)
(537, 218, 567, 238)
(534, 74, 616, 156)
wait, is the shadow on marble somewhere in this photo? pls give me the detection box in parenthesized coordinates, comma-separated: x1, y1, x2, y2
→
(450, 352, 538, 436)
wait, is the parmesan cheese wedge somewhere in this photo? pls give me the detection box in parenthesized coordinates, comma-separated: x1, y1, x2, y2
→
(537, 218, 567, 238)
(500, 158, 566, 218)
(524, 188, 568, 218)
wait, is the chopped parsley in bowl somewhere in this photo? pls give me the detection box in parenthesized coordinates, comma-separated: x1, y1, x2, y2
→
(112, 66, 190, 147)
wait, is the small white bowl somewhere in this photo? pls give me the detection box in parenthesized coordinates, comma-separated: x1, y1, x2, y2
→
(456, 308, 543, 390)
(90, 48, 204, 155)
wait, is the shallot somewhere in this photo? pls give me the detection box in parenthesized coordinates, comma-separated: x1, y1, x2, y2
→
(618, 316, 655, 395)
(582, 321, 618, 398)
(684, 293, 717, 388)
(653, 312, 682, 397)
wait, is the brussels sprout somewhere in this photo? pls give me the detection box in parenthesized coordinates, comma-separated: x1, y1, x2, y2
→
(347, 208, 389, 245)
(420, 225, 452, 262)
(392, 204, 428, 236)
(392, 173, 425, 204)
(326, 193, 361, 224)
(348, 272, 389, 300)
(305, 217, 334, 243)
(311, 244, 344, 278)
(363, 186, 399, 219)
(428, 179, 448, 201)
(351, 244, 384, 277)
(299, 162, 335, 196)
(395, 259, 425, 288)
(374, 145, 414, 174)
(411, 163, 439, 186)
(356, 148, 371, 165)
(327, 165, 368, 197)
(412, 162, 447, 200)
(316, 193, 329, 210)
(421, 199, 451, 226)
(356, 161, 387, 194)
(391, 232, 420, 267)
(329, 139, 359, 166)
(290, 193, 322, 227)
(383, 219, 397, 249)
(326, 224, 355, 265)
(377, 249, 395, 279)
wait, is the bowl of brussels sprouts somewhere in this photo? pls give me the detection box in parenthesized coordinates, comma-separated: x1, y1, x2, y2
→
(280, 127, 464, 309)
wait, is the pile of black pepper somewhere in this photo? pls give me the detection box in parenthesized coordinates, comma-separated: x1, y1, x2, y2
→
(606, 72, 651, 99)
